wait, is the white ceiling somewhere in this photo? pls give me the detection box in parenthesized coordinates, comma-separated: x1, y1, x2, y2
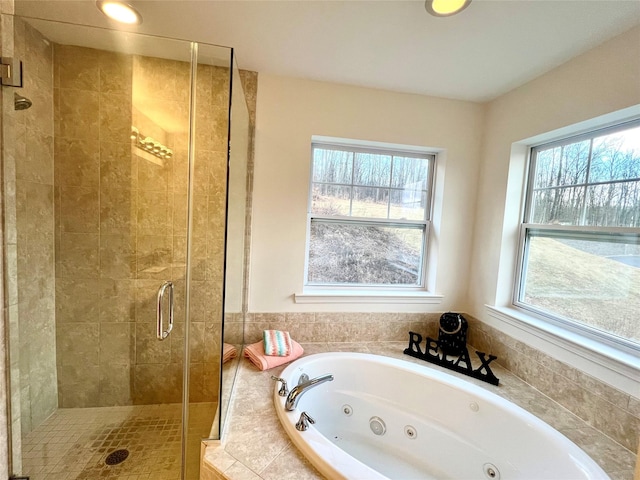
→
(14, 0, 640, 102)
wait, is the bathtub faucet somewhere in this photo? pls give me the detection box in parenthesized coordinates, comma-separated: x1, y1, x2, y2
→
(285, 374, 334, 411)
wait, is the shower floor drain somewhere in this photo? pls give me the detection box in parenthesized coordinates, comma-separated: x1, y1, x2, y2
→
(105, 449, 129, 466)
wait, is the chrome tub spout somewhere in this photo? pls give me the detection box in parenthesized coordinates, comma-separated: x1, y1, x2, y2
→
(285, 374, 334, 411)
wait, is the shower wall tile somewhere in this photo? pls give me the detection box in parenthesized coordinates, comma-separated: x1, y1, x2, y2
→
(55, 45, 100, 92)
(49, 47, 252, 410)
(137, 189, 172, 235)
(100, 141, 135, 187)
(55, 277, 100, 323)
(99, 363, 132, 406)
(171, 148, 189, 193)
(133, 56, 182, 102)
(99, 186, 136, 234)
(197, 64, 214, 102)
(99, 233, 135, 278)
(172, 193, 188, 235)
(16, 239, 54, 308)
(99, 50, 132, 94)
(57, 232, 100, 278)
(2, 16, 57, 458)
(135, 321, 171, 364)
(3, 180, 17, 245)
(133, 363, 183, 404)
(99, 278, 135, 322)
(5, 243, 17, 305)
(190, 321, 206, 363)
(56, 89, 100, 141)
(170, 323, 186, 364)
(59, 186, 99, 233)
(24, 84, 54, 136)
(99, 93, 131, 142)
(55, 137, 100, 188)
(99, 322, 133, 365)
(58, 363, 100, 407)
(19, 130, 53, 184)
(57, 322, 100, 366)
(19, 180, 54, 238)
(26, 26, 53, 85)
(137, 153, 171, 191)
(191, 194, 210, 238)
(136, 234, 171, 278)
(188, 280, 209, 323)
(135, 279, 160, 322)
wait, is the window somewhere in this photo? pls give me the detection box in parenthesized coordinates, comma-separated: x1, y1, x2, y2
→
(516, 121, 640, 349)
(305, 142, 435, 289)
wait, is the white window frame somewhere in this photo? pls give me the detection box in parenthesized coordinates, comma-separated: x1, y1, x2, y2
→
(303, 139, 436, 294)
(514, 119, 640, 353)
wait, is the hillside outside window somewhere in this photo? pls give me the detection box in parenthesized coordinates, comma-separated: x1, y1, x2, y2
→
(516, 120, 640, 350)
(306, 142, 435, 289)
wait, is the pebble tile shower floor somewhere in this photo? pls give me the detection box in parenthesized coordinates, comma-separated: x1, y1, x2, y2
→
(20, 403, 214, 480)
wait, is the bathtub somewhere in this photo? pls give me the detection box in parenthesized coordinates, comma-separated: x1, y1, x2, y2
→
(274, 352, 609, 480)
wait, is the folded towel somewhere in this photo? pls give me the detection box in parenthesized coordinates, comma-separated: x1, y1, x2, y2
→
(244, 340, 304, 371)
(222, 343, 237, 364)
(263, 330, 292, 356)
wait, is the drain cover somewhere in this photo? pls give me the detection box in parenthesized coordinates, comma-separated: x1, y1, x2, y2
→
(105, 449, 129, 466)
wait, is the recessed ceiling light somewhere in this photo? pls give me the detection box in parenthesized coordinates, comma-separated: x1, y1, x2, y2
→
(96, 1, 142, 25)
(425, 0, 471, 17)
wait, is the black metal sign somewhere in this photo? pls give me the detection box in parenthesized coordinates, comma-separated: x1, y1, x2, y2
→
(403, 331, 500, 386)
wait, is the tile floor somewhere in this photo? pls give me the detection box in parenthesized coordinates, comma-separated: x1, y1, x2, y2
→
(18, 402, 216, 480)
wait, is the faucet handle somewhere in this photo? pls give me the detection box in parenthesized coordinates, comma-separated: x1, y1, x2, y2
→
(295, 411, 315, 431)
(270, 375, 289, 397)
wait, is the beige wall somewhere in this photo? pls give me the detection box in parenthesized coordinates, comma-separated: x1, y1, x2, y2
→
(246, 25, 640, 463)
(465, 25, 640, 456)
(469, 25, 640, 314)
(468, 27, 640, 393)
(250, 75, 485, 312)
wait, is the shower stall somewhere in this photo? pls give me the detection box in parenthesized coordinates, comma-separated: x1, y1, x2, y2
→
(1, 13, 250, 480)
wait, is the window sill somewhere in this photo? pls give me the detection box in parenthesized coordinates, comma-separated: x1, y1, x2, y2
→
(294, 290, 443, 304)
(485, 305, 639, 388)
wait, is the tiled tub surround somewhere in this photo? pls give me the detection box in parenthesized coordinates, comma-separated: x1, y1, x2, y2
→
(202, 341, 636, 480)
(212, 312, 639, 478)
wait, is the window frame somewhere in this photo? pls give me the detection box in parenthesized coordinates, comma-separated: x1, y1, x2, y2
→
(304, 141, 436, 291)
(513, 119, 640, 352)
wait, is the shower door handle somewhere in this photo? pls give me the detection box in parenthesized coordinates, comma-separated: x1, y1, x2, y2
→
(156, 281, 174, 340)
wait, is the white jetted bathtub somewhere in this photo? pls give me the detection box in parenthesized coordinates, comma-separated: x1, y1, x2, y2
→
(274, 352, 609, 480)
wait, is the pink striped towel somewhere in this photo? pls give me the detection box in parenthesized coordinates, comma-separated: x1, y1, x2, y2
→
(263, 330, 292, 356)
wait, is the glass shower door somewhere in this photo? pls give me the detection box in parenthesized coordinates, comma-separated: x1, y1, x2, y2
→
(1, 15, 235, 480)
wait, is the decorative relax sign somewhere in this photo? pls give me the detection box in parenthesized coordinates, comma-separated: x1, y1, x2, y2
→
(404, 331, 500, 386)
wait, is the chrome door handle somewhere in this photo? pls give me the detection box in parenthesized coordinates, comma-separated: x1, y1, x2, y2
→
(156, 280, 174, 340)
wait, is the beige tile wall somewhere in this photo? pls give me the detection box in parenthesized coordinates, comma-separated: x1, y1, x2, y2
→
(466, 315, 640, 456)
(53, 46, 232, 407)
(54, 44, 134, 408)
(241, 311, 639, 458)
(0, 7, 11, 479)
(3, 19, 56, 465)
